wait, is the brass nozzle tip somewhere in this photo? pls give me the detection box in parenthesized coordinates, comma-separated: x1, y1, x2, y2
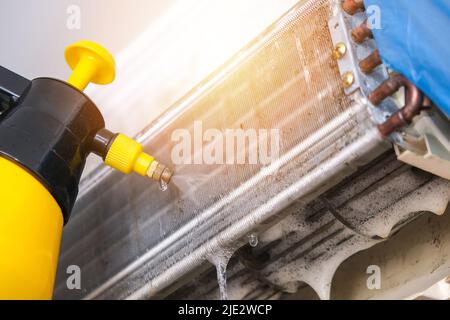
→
(147, 162, 173, 184)
(160, 166, 174, 184)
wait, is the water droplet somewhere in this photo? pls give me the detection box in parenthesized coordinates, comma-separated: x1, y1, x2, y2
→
(159, 179, 168, 192)
(248, 233, 258, 247)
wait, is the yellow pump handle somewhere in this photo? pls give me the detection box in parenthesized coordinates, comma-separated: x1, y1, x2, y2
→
(65, 40, 115, 91)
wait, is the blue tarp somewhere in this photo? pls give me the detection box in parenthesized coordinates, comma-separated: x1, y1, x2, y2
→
(364, 0, 450, 117)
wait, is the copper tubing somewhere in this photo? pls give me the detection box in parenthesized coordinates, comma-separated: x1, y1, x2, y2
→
(369, 74, 406, 106)
(369, 74, 424, 138)
(342, 0, 365, 15)
(359, 50, 382, 74)
(422, 96, 433, 109)
(352, 19, 373, 44)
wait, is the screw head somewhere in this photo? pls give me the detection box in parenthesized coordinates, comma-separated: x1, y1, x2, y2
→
(334, 42, 347, 60)
(342, 72, 355, 89)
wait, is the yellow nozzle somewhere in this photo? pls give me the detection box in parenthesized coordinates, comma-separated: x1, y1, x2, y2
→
(105, 134, 173, 184)
(65, 40, 115, 91)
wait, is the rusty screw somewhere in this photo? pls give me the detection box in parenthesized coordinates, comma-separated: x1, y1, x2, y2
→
(333, 42, 347, 60)
(342, 0, 365, 15)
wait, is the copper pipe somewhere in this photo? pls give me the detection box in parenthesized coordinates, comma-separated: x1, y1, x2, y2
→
(342, 0, 365, 15)
(359, 49, 382, 74)
(368, 73, 405, 106)
(422, 96, 433, 109)
(352, 19, 373, 44)
(371, 75, 424, 138)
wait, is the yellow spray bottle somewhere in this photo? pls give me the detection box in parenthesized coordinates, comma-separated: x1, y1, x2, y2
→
(0, 41, 172, 299)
